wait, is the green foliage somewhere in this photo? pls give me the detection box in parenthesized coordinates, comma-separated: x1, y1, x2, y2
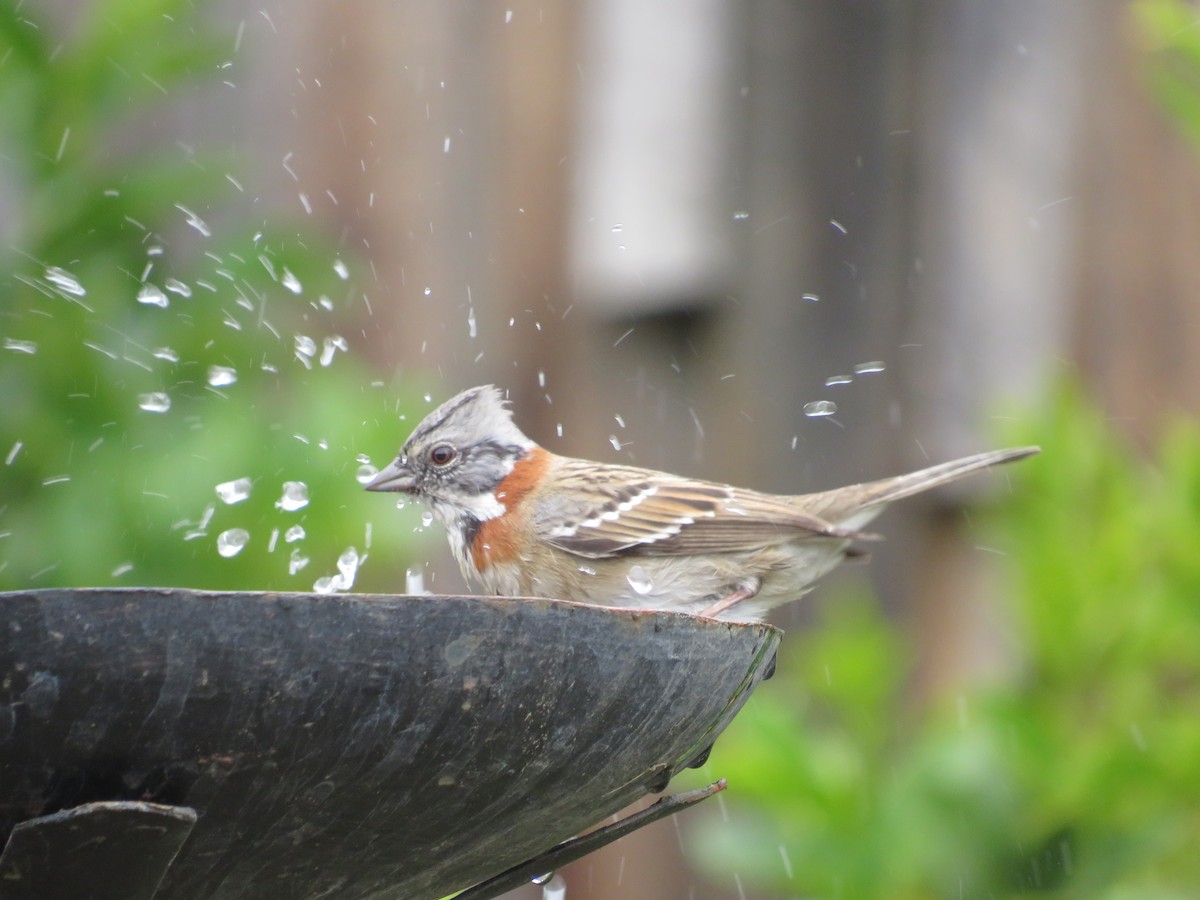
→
(1136, 0, 1200, 149)
(687, 389, 1200, 897)
(0, 2, 425, 592)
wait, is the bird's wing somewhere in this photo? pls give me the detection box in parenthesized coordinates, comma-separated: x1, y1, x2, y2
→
(533, 458, 865, 559)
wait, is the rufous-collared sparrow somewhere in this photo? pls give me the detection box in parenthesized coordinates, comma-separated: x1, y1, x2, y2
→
(365, 385, 1038, 621)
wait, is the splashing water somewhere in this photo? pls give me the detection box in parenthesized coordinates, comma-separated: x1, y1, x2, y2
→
(207, 365, 238, 387)
(136, 284, 169, 308)
(803, 400, 837, 418)
(281, 268, 302, 294)
(215, 477, 252, 504)
(332, 258, 349, 280)
(216, 528, 249, 558)
(276, 481, 310, 511)
(285, 525, 306, 543)
(541, 874, 567, 900)
(138, 392, 171, 413)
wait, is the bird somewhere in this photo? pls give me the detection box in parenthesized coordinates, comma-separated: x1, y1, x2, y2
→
(365, 385, 1038, 622)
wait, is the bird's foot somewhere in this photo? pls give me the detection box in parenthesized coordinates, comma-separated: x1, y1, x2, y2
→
(700, 577, 763, 618)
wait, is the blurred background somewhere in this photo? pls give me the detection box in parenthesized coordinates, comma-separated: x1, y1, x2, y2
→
(3, 1, 1200, 897)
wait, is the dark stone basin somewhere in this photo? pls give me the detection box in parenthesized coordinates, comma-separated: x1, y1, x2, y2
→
(0, 589, 778, 899)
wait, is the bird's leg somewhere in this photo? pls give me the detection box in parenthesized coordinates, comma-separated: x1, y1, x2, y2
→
(700, 576, 763, 618)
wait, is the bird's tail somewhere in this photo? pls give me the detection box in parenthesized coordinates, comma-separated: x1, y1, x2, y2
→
(796, 446, 1040, 529)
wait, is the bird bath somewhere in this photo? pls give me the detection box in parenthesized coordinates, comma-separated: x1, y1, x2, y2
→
(0, 588, 778, 899)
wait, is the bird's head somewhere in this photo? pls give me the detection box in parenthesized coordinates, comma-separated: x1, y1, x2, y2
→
(365, 385, 534, 513)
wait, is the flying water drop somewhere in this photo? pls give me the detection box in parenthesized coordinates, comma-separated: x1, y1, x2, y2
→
(285, 525, 306, 543)
(175, 204, 212, 237)
(216, 528, 249, 558)
(320, 335, 348, 367)
(137, 284, 169, 308)
(207, 365, 238, 387)
(803, 400, 838, 418)
(281, 268, 302, 294)
(153, 347, 179, 363)
(164, 278, 192, 297)
(332, 258, 349, 280)
(289, 549, 310, 575)
(215, 477, 252, 504)
(3, 338, 37, 355)
(853, 360, 886, 375)
(138, 392, 171, 413)
(824, 374, 853, 386)
(626, 565, 654, 595)
(356, 464, 379, 484)
(45, 267, 87, 296)
(276, 481, 310, 511)
(406, 567, 425, 594)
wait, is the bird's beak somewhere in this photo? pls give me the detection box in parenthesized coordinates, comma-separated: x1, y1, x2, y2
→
(364, 457, 416, 493)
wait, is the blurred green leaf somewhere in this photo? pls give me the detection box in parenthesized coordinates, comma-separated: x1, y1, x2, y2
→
(0, 0, 425, 593)
(688, 387, 1200, 897)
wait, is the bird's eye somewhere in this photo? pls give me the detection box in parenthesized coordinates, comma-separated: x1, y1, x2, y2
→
(429, 444, 457, 466)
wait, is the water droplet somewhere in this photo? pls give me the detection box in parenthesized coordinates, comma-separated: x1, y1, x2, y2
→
(319, 335, 348, 367)
(732, 210, 750, 221)
(294, 334, 317, 357)
(333, 258, 349, 280)
(217, 528, 249, 558)
(313, 575, 338, 594)
(356, 464, 379, 484)
(276, 481, 309, 511)
(853, 360, 886, 375)
(45, 266, 87, 296)
(423, 287, 432, 297)
(6, 442, 23, 466)
(137, 284, 169, 308)
(540, 874, 567, 900)
(829, 219, 848, 234)
(207, 365, 238, 387)
(153, 347, 179, 363)
(801, 292, 820, 302)
(803, 400, 837, 417)
(138, 392, 171, 413)
(467, 307, 477, 338)
(405, 567, 425, 594)
(175, 204, 212, 237)
(531, 872, 555, 886)
(578, 565, 597, 576)
(285, 525, 306, 543)
(611, 223, 623, 234)
(824, 374, 853, 386)
(420, 510, 434, 528)
(215, 477, 252, 504)
(3, 338, 37, 355)
(626, 565, 653, 595)
(288, 549, 310, 575)
(111, 562, 134, 577)
(281, 268, 302, 294)
(337, 546, 360, 584)
(164, 278, 192, 297)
